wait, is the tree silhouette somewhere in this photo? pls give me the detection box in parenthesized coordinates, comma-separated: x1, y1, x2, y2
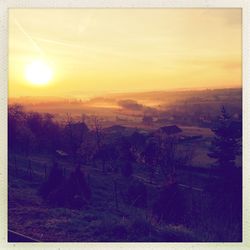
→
(79, 132, 95, 165)
(129, 131, 146, 162)
(208, 106, 241, 174)
(42, 113, 61, 154)
(8, 104, 26, 152)
(159, 136, 179, 177)
(207, 106, 242, 229)
(142, 138, 159, 183)
(64, 114, 89, 164)
(118, 137, 135, 177)
(90, 116, 106, 172)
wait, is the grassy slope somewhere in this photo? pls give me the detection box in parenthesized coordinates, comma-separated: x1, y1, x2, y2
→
(8, 153, 198, 242)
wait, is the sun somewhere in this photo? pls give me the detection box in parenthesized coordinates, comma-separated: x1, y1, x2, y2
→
(25, 59, 53, 85)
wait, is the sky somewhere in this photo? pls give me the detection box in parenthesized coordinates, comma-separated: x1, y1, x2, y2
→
(9, 9, 242, 98)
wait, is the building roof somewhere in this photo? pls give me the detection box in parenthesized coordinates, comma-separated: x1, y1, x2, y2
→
(159, 125, 182, 135)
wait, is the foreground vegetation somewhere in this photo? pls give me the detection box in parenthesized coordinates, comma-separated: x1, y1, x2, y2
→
(8, 104, 242, 242)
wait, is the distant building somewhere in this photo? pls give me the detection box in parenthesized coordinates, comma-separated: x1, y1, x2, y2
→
(158, 125, 182, 135)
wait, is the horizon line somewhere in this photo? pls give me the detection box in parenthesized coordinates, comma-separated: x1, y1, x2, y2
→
(9, 85, 242, 100)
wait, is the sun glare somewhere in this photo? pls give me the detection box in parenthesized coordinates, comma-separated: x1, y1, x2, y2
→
(25, 60, 53, 85)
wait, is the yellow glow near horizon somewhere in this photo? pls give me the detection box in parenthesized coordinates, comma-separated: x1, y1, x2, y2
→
(9, 9, 242, 98)
(25, 60, 53, 86)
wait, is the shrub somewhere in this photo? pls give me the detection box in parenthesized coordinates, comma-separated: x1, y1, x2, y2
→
(121, 162, 133, 178)
(158, 224, 197, 242)
(126, 179, 147, 208)
(129, 216, 154, 240)
(39, 161, 64, 198)
(152, 182, 185, 224)
(40, 165, 91, 209)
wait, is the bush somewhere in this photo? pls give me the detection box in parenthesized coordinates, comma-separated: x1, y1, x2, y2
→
(83, 214, 196, 242)
(129, 216, 154, 240)
(158, 225, 197, 242)
(121, 162, 133, 178)
(152, 182, 185, 224)
(39, 161, 64, 198)
(40, 165, 91, 209)
(204, 167, 242, 237)
(126, 179, 147, 208)
(86, 219, 128, 241)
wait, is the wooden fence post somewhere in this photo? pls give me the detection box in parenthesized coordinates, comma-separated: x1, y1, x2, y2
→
(44, 164, 47, 180)
(14, 156, 17, 176)
(27, 159, 33, 181)
(114, 180, 118, 210)
(87, 173, 90, 185)
(189, 171, 193, 215)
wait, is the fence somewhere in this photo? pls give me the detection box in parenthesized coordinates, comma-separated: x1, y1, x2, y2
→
(9, 154, 67, 183)
(9, 153, 212, 223)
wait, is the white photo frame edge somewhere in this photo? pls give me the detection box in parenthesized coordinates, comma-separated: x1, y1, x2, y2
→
(0, 1, 249, 249)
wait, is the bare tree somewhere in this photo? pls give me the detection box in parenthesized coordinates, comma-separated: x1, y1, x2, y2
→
(90, 116, 106, 173)
(79, 131, 95, 165)
(64, 113, 89, 166)
(141, 137, 160, 183)
(158, 134, 194, 181)
(91, 116, 103, 151)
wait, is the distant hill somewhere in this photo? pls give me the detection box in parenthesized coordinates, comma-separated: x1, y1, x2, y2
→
(9, 88, 241, 106)
(8, 88, 242, 122)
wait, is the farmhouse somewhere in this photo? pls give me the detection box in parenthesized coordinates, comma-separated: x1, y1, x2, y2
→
(158, 125, 182, 135)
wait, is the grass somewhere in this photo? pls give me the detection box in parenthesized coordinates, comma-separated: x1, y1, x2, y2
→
(8, 152, 241, 242)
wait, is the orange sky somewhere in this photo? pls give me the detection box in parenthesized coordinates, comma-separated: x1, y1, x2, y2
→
(9, 9, 242, 98)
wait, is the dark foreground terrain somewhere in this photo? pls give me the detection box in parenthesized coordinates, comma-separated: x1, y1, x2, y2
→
(8, 90, 242, 242)
(8, 148, 241, 242)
